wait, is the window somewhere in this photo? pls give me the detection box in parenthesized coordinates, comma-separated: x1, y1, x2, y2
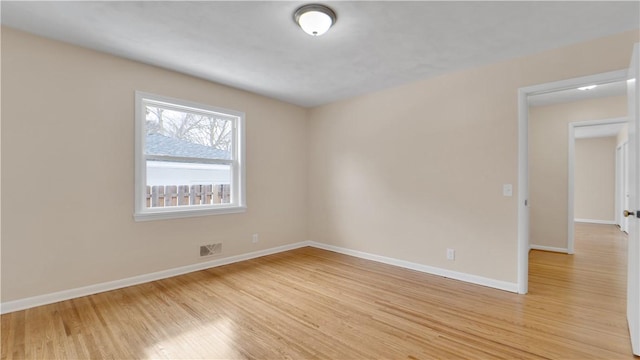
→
(134, 91, 245, 221)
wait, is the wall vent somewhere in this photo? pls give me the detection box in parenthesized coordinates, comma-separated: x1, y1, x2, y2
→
(200, 243, 222, 257)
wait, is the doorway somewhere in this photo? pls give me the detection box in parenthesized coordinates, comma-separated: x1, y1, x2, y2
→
(516, 69, 628, 294)
(569, 118, 627, 253)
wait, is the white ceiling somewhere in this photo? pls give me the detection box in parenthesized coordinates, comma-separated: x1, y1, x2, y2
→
(1, 1, 639, 107)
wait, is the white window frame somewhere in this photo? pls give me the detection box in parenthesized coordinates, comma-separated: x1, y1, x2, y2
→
(134, 91, 246, 221)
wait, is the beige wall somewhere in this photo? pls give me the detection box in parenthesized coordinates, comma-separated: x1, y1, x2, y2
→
(308, 31, 638, 283)
(529, 96, 627, 249)
(575, 136, 617, 222)
(2, 27, 639, 302)
(1, 28, 309, 302)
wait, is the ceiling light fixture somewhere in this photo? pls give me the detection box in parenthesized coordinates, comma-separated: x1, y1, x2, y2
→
(294, 4, 337, 36)
(577, 85, 597, 91)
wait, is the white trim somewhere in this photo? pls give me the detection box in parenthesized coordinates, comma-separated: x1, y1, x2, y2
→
(616, 145, 623, 228)
(568, 122, 576, 254)
(624, 142, 630, 233)
(570, 117, 629, 129)
(627, 43, 640, 356)
(517, 87, 529, 294)
(134, 205, 247, 222)
(517, 69, 628, 295)
(309, 242, 519, 293)
(530, 244, 570, 253)
(133, 91, 247, 222)
(1, 240, 523, 314)
(0, 241, 312, 314)
(237, 110, 246, 209)
(574, 218, 616, 225)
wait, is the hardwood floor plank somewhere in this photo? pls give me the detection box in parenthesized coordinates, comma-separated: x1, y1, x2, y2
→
(1, 223, 634, 359)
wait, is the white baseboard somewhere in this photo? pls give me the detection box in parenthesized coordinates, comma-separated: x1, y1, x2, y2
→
(0, 241, 312, 314)
(308, 242, 519, 293)
(2, 240, 522, 314)
(574, 218, 616, 225)
(530, 244, 569, 253)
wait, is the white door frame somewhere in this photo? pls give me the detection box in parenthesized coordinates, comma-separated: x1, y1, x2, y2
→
(616, 143, 628, 230)
(517, 69, 627, 294)
(615, 141, 630, 233)
(623, 142, 630, 233)
(616, 144, 622, 227)
(626, 42, 639, 355)
(568, 117, 627, 253)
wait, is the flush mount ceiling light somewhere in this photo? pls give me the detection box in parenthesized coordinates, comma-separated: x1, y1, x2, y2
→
(294, 4, 337, 36)
(577, 85, 598, 91)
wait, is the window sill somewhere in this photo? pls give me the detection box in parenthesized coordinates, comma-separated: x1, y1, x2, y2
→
(134, 205, 246, 222)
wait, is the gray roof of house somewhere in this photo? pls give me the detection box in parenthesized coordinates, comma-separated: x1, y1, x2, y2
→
(145, 133, 230, 160)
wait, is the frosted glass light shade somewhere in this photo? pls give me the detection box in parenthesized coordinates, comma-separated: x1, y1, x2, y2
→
(294, 4, 337, 36)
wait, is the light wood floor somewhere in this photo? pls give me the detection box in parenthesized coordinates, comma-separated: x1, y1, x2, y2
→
(1, 224, 633, 359)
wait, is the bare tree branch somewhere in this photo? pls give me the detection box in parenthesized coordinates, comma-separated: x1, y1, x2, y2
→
(145, 106, 232, 153)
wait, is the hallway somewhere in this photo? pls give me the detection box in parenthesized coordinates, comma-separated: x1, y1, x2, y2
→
(528, 223, 631, 357)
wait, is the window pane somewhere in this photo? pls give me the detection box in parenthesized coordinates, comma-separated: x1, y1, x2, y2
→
(145, 105, 233, 160)
(146, 160, 231, 207)
(135, 91, 245, 220)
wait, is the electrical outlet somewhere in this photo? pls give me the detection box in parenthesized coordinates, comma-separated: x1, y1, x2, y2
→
(446, 248, 455, 261)
(252, 233, 259, 243)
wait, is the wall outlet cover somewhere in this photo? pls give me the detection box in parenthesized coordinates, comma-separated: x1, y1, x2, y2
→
(446, 248, 455, 260)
